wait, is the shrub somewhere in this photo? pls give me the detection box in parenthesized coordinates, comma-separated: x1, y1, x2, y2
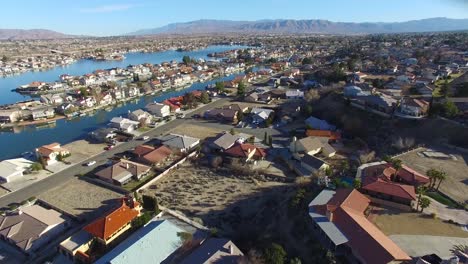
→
(430, 212, 437, 219)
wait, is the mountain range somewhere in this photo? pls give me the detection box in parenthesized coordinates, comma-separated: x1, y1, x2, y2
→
(1, 17, 468, 40)
(0, 29, 74, 40)
(128, 17, 468, 35)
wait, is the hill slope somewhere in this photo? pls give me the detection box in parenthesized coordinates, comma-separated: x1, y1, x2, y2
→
(0, 29, 73, 40)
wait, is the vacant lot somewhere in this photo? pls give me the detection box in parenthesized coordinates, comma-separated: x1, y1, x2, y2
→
(141, 162, 288, 231)
(369, 207, 468, 238)
(169, 123, 224, 140)
(397, 146, 468, 204)
(64, 140, 107, 164)
(39, 177, 122, 220)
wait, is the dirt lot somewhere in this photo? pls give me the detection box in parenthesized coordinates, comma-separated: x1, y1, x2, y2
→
(168, 123, 224, 140)
(64, 140, 107, 164)
(142, 162, 288, 229)
(369, 206, 468, 238)
(39, 177, 122, 220)
(397, 146, 468, 204)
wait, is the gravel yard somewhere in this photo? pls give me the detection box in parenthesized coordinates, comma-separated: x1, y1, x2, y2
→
(39, 177, 122, 220)
(397, 146, 468, 204)
(64, 140, 107, 164)
(168, 123, 224, 140)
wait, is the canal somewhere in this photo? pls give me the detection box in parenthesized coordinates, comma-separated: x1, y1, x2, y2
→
(0, 45, 246, 160)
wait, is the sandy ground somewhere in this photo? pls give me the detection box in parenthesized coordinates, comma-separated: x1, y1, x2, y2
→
(424, 196, 468, 225)
(1, 170, 53, 192)
(390, 235, 468, 259)
(63, 140, 107, 164)
(39, 177, 122, 220)
(0, 186, 10, 197)
(369, 207, 468, 238)
(397, 146, 468, 204)
(141, 162, 288, 230)
(168, 123, 224, 141)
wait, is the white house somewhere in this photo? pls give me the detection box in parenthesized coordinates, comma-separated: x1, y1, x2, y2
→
(0, 158, 34, 182)
(250, 108, 274, 125)
(286, 90, 305, 99)
(145, 102, 170, 117)
(109, 117, 140, 132)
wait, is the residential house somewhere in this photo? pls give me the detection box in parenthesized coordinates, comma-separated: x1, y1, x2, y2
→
(109, 117, 140, 133)
(244, 92, 259, 102)
(286, 89, 305, 99)
(290, 137, 336, 158)
(83, 198, 141, 246)
(0, 205, 67, 254)
(0, 109, 22, 123)
(95, 160, 151, 186)
(308, 189, 412, 264)
(306, 130, 341, 142)
(397, 98, 429, 118)
(55, 103, 75, 115)
(0, 158, 34, 183)
(94, 220, 185, 264)
(35, 142, 70, 166)
(31, 106, 55, 120)
(181, 238, 244, 264)
(224, 143, 266, 162)
(351, 94, 397, 115)
(133, 145, 173, 166)
(40, 94, 64, 105)
(210, 132, 245, 151)
(145, 102, 170, 118)
(300, 154, 329, 173)
(88, 128, 116, 143)
(204, 108, 239, 124)
(128, 109, 152, 124)
(156, 134, 200, 153)
(305, 116, 336, 131)
(250, 108, 274, 125)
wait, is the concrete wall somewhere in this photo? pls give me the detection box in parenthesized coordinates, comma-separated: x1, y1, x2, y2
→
(366, 196, 413, 212)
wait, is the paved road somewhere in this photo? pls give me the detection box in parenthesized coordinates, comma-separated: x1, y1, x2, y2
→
(0, 98, 231, 208)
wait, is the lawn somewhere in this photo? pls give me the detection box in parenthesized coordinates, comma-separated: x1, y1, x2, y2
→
(122, 172, 156, 191)
(370, 207, 468, 238)
(426, 191, 460, 208)
(433, 73, 463, 97)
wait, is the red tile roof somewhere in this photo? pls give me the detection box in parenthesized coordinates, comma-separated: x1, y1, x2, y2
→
(362, 176, 417, 201)
(133, 145, 155, 157)
(381, 164, 429, 185)
(83, 199, 139, 241)
(315, 189, 411, 264)
(224, 143, 266, 159)
(141, 145, 173, 164)
(306, 129, 341, 141)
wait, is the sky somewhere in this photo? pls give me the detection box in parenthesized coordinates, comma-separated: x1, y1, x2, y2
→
(1, 0, 467, 36)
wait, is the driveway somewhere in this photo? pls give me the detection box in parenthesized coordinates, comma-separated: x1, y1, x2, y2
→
(390, 235, 468, 258)
(424, 196, 468, 225)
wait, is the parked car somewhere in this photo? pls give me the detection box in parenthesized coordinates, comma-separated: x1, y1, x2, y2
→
(142, 136, 150, 140)
(104, 145, 114, 150)
(85, 161, 96, 166)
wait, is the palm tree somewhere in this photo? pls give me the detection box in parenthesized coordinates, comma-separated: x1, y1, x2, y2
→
(426, 168, 439, 190)
(419, 197, 431, 213)
(390, 158, 402, 181)
(416, 186, 427, 211)
(436, 171, 447, 191)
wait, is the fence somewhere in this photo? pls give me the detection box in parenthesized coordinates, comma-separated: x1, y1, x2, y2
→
(367, 196, 413, 212)
(158, 205, 209, 231)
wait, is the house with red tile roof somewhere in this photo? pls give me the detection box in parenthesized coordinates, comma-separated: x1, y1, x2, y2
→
(35, 142, 70, 166)
(306, 129, 341, 142)
(361, 176, 417, 206)
(308, 189, 411, 264)
(138, 145, 173, 166)
(224, 143, 266, 162)
(83, 198, 140, 245)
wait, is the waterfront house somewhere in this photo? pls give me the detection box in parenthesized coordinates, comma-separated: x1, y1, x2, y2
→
(145, 102, 170, 117)
(40, 94, 64, 105)
(0, 158, 34, 183)
(88, 128, 116, 143)
(0, 204, 67, 254)
(83, 198, 141, 246)
(100, 93, 113, 105)
(156, 134, 200, 153)
(31, 106, 55, 120)
(109, 117, 140, 133)
(128, 109, 152, 124)
(94, 160, 151, 186)
(0, 109, 22, 123)
(308, 189, 411, 264)
(397, 98, 429, 118)
(35, 142, 70, 166)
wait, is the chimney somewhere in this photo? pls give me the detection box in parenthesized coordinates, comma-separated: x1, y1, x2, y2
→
(125, 163, 129, 169)
(229, 244, 234, 255)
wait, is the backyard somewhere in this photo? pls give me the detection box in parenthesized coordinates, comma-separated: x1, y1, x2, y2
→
(369, 206, 468, 238)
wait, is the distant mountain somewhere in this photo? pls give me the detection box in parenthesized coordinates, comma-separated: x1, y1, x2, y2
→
(127, 18, 468, 35)
(0, 29, 74, 40)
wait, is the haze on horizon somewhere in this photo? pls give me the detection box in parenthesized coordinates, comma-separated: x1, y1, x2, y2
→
(1, 0, 467, 36)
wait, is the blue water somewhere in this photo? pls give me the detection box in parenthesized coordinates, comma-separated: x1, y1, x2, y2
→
(0, 45, 245, 105)
(0, 45, 246, 160)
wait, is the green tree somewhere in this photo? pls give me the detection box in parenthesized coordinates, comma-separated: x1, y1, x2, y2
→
(390, 158, 402, 179)
(353, 179, 362, 189)
(443, 101, 459, 117)
(215, 82, 225, 92)
(416, 186, 427, 211)
(426, 169, 439, 189)
(304, 104, 313, 116)
(302, 57, 313, 65)
(289, 257, 302, 264)
(237, 111, 244, 122)
(268, 135, 273, 146)
(142, 195, 160, 213)
(182, 55, 191, 65)
(30, 162, 43, 171)
(419, 197, 431, 213)
(264, 132, 268, 144)
(177, 232, 193, 243)
(1, 55, 8, 63)
(79, 87, 89, 97)
(263, 243, 287, 264)
(237, 81, 246, 97)
(200, 91, 210, 104)
(435, 171, 447, 191)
